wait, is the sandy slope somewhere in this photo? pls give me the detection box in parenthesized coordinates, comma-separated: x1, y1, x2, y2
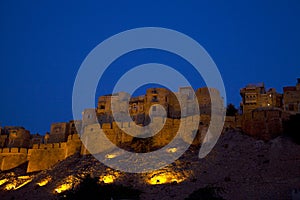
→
(1, 131, 300, 200)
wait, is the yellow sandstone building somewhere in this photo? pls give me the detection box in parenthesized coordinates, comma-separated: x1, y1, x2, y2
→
(0, 80, 299, 172)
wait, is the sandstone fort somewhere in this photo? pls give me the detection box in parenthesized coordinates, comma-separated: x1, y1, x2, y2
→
(0, 78, 299, 173)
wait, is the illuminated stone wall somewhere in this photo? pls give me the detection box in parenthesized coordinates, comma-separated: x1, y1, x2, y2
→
(27, 143, 66, 173)
(26, 134, 82, 172)
(241, 108, 290, 140)
(95, 87, 224, 123)
(1, 83, 298, 172)
(283, 79, 300, 113)
(65, 134, 82, 157)
(224, 115, 242, 130)
(0, 112, 293, 172)
(81, 115, 204, 154)
(0, 148, 28, 171)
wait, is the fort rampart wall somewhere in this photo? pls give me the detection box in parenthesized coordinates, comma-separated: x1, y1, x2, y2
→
(0, 112, 293, 172)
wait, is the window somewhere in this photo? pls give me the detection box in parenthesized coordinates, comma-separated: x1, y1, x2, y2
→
(133, 104, 137, 110)
(152, 96, 158, 102)
(152, 106, 156, 111)
(100, 105, 105, 109)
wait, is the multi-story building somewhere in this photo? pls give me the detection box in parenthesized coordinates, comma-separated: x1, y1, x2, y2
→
(48, 122, 68, 143)
(47, 120, 82, 143)
(0, 127, 7, 147)
(283, 78, 300, 113)
(95, 87, 224, 125)
(68, 120, 82, 135)
(5, 126, 31, 148)
(196, 87, 224, 115)
(30, 133, 44, 146)
(240, 83, 282, 113)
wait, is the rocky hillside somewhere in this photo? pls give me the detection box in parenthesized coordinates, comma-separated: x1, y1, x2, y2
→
(0, 131, 300, 200)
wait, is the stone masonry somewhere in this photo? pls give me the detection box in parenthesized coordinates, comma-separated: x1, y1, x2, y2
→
(0, 81, 299, 172)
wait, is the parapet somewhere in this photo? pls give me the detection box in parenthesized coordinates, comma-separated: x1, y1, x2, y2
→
(101, 123, 112, 129)
(0, 147, 28, 154)
(31, 142, 67, 150)
(67, 133, 80, 141)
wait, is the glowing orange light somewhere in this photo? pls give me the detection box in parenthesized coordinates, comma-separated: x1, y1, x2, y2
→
(37, 177, 51, 186)
(5, 182, 17, 190)
(14, 179, 32, 190)
(54, 176, 77, 193)
(17, 175, 31, 179)
(105, 153, 117, 159)
(4, 176, 33, 190)
(54, 183, 73, 193)
(0, 179, 8, 186)
(100, 175, 115, 184)
(166, 147, 177, 153)
(99, 171, 120, 184)
(147, 171, 186, 185)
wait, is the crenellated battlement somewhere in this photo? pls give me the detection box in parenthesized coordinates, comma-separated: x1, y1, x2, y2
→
(0, 78, 297, 180)
(67, 133, 80, 141)
(31, 142, 67, 150)
(0, 112, 296, 172)
(0, 112, 283, 172)
(0, 133, 83, 172)
(0, 147, 28, 171)
(0, 147, 28, 154)
(1, 81, 299, 173)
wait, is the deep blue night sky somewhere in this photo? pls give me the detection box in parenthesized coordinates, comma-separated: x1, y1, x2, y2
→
(0, 1, 299, 134)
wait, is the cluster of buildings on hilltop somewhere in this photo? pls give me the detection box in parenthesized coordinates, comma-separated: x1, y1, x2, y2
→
(240, 78, 300, 114)
(239, 78, 300, 140)
(0, 78, 300, 149)
(0, 86, 222, 149)
(0, 78, 299, 172)
(96, 87, 224, 125)
(0, 126, 31, 148)
(0, 120, 81, 148)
